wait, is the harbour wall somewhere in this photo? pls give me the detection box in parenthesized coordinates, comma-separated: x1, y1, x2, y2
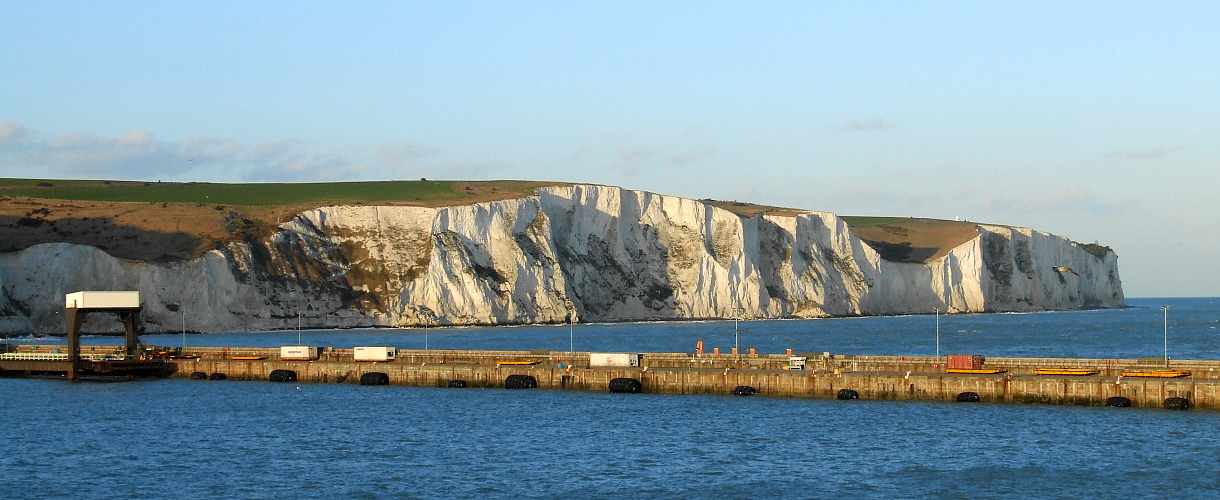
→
(25, 345, 1215, 377)
(152, 349, 1216, 410)
(8, 345, 1211, 408)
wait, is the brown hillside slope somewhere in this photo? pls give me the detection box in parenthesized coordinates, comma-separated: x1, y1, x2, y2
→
(0, 180, 562, 261)
(2, 179, 992, 265)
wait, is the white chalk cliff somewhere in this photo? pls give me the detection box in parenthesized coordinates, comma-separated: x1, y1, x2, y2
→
(0, 185, 1124, 334)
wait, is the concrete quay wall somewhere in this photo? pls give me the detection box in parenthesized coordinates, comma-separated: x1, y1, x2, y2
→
(169, 358, 1219, 410)
(17, 345, 1220, 378)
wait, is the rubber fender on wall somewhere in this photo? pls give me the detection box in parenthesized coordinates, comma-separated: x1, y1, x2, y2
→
(955, 392, 980, 402)
(837, 389, 859, 400)
(360, 372, 390, 386)
(1164, 397, 1191, 410)
(269, 369, 297, 383)
(732, 385, 757, 396)
(609, 378, 643, 393)
(505, 374, 538, 389)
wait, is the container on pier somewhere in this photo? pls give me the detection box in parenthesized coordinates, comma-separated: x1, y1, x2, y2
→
(354, 346, 397, 362)
(946, 354, 984, 370)
(280, 345, 319, 361)
(589, 352, 641, 367)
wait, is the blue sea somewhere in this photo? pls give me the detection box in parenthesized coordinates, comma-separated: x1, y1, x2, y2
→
(2, 297, 1218, 498)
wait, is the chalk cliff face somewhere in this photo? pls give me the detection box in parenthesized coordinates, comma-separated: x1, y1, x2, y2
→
(0, 185, 1124, 334)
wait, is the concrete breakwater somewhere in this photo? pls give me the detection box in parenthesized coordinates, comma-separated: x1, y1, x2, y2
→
(136, 347, 1217, 410)
(8, 345, 1213, 408)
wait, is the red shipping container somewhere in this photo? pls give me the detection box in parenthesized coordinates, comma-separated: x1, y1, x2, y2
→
(946, 354, 984, 370)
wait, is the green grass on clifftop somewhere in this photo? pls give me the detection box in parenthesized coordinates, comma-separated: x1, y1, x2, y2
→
(0, 179, 559, 207)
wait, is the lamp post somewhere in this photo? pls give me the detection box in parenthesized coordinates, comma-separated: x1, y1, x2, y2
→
(734, 310, 742, 359)
(297, 312, 302, 346)
(181, 310, 186, 350)
(1162, 305, 1170, 367)
(568, 301, 576, 357)
(935, 308, 940, 359)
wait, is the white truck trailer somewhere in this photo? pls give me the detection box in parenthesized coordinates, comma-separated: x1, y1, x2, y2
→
(589, 352, 641, 367)
(353, 346, 397, 362)
(280, 345, 319, 361)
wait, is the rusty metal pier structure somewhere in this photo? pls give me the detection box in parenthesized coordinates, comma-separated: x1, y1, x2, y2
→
(0, 291, 171, 380)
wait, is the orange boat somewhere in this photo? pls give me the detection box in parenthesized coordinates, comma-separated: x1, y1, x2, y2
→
(1121, 370, 1190, 378)
(1034, 368, 1100, 376)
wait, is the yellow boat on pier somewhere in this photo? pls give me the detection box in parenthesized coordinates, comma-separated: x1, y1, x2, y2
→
(1034, 368, 1100, 376)
(1121, 370, 1191, 378)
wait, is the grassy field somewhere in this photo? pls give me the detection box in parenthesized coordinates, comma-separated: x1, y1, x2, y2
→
(0, 179, 559, 206)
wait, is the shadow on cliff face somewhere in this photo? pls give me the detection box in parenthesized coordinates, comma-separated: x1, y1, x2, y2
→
(859, 239, 939, 263)
(0, 214, 201, 262)
(237, 220, 375, 313)
(757, 217, 799, 307)
(551, 220, 677, 321)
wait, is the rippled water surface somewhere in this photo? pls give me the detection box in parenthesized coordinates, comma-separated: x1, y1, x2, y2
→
(3, 298, 1219, 498)
(3, 378, 1219, 499)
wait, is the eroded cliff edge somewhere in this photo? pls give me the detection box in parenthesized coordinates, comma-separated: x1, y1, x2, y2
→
(0, 185, 1124, 333)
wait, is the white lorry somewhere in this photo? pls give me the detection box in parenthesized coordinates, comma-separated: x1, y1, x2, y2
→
(280, 345, 319, 361)
(353, 346, 397, 362)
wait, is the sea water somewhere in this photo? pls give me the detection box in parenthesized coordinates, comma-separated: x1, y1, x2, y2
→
(2, 297, 1218, 498)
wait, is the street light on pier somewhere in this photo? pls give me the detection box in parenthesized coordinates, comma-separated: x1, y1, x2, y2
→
(424, 313, 431, 352)
(1162, 305, 1170, 367)
(935, 308, 940, 360)
(734, 309, 742, 359)
(567, 300, 577, 358)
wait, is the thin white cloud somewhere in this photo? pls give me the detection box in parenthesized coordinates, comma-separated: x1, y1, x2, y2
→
(606, 146, 660, 176)
(0, 121, 455, 183)
(376, 140, 439, 167)
(666, 147, 717, 166)
(840, 117, 894, 132)
(1104, 146, 1172, 160)
(0, 122, 30, 145)
(602, 145, 718, 176)
(240, 151, 360, 182)
(978, 186, 1135, 216)
(0, 125, 240, 178)
(614, 147, 659, 162)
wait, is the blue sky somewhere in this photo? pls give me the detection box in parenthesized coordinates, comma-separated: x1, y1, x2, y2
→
(2, 1, 1217, 297)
